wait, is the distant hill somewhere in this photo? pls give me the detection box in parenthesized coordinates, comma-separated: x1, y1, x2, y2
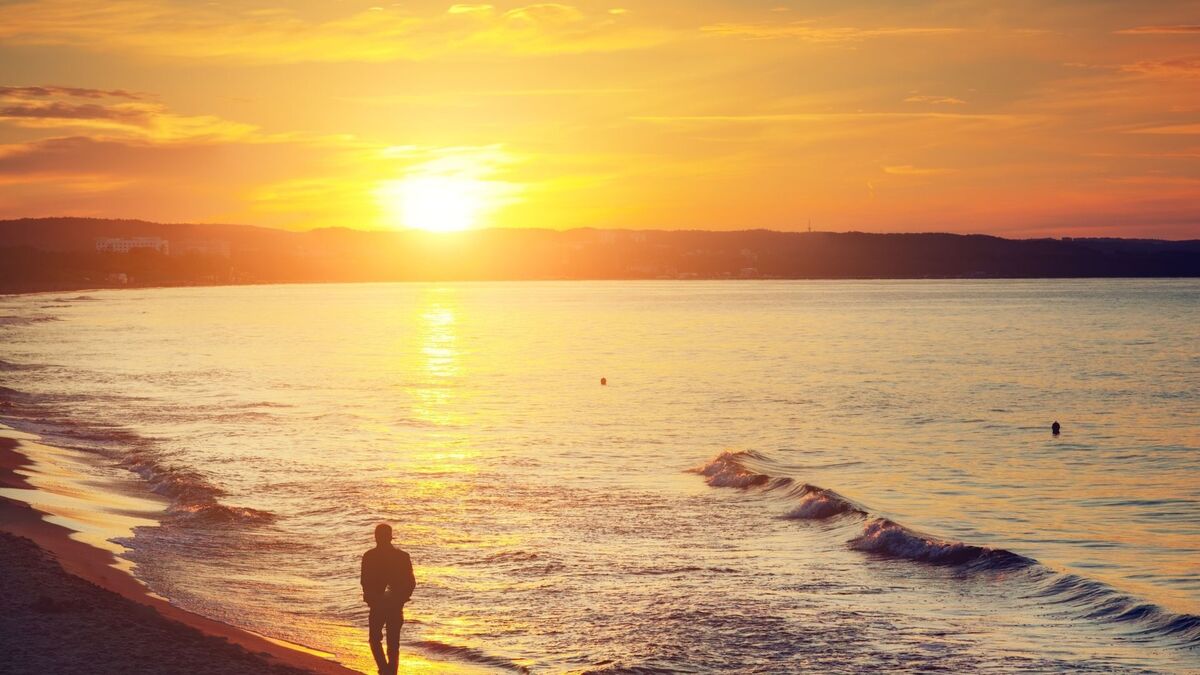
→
(1, 217, 1197, 291)
(0, 217, 293, 252)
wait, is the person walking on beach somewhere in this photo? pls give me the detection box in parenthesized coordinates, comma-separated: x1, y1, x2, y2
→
(361, 523, 415, 675)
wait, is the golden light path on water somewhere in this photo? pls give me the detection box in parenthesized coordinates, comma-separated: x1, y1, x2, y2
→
(376, 288, 525, 673)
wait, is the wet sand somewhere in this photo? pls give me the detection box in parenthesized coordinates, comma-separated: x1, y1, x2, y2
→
(0, 434, 359, 675)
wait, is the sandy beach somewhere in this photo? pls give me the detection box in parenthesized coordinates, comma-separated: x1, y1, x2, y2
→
(0, 431, 358, 675)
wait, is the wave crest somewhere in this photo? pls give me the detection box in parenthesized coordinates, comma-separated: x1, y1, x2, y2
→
(121, 453, 275, 526)
(688, 450, 771, 488)
(849, 518, 1034, 570)
(0, 314, 59, 326)
(784, 486, 865, 520)
(173, 502, 276, 525)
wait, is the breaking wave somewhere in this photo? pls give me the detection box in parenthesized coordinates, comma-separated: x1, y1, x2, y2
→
(171, 502, 276, 525)
(850, 518, 1034, 570)
(0, 359, 43, 372)
(783, 485, 866, 521)
(50, 295, 99, 303)
(0, 314, 59, 326)
(689, 449, 1200, 647)
(688, 450, 773, 488)
(1, 386, 275, 527)
(119, 449, 277, 526)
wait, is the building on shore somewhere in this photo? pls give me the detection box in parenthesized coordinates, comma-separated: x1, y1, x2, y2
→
(95, 237, 170, 255)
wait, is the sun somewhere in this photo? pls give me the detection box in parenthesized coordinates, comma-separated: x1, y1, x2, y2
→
(377, 175, 489, 233)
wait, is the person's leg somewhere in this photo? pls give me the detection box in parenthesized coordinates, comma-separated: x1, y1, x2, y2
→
(385, 606, 403, 674)
(368, 605, 388, 674)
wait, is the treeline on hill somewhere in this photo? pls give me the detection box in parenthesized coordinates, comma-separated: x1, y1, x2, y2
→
(1, 217, 1198, 291)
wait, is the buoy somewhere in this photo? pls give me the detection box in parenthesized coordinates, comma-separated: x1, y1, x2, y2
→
(1051, 421, 1061, 435)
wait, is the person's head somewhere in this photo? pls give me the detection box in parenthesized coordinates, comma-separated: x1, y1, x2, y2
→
(374, 523, 393, 546)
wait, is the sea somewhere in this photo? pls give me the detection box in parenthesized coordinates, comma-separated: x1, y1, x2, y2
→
(1, 280, 1197, 673)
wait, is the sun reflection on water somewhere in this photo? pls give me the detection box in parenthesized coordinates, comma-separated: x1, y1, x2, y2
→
(411, 288, 462, 428)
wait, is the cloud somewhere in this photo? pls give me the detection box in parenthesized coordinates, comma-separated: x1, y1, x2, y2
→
(631, 112, 1024, 124)
(0, 85, 143, 100)
(503, 4, 583, 24)
(1087, 150, 1200, 159)
(448, 4, 493, 15)
(0, 0, 670, 64)
(343, 88, 644, 107)
(883, 165, 953, 176)
(0, 102, 152, 124)
(1116, 25, 1200, 35)
(1121, 58, 1200, 77)
(0, 86, 255, 140)
(701, 21, 963, 43)
(1128, 123, 1200, 135)
(904, 95, 967, 105)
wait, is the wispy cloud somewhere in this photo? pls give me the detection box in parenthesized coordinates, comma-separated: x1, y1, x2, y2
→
(0, 0, 671, 64)
(631, 112, 1023, 124)
(701, 21, 963, 43)
(1129, 123, 1200, 135)
(883, 165, 953, 176)
(1121, 58, 1200, 77)
(0, 102, 152, 124)
(0, 86, 255, 140)
(1115, 25, 1200, 35)
(346, 88, 644, 106)
(904, 95, 967, 105)
(0, 85, 143, 100)
(448, 4, 494, 15)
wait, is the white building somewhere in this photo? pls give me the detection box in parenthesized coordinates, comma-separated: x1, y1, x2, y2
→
(95, 237, 170, 255)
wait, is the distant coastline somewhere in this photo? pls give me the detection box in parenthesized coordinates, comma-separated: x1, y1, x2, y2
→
(2, 217, 1198, 293)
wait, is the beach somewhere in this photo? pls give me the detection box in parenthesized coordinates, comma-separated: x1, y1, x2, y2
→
(0, 430, 357, 675)
(0, 530, 316, 675)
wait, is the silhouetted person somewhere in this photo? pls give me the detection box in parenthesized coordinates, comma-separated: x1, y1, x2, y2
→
(361, 523, 415, 675)
(1052, 421, 1061, 435)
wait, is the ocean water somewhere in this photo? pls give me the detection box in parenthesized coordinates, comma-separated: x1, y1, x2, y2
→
(1, 280, 1198, 673)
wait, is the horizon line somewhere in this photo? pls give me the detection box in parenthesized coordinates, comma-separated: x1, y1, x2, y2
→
(4, 216, 1198, 243)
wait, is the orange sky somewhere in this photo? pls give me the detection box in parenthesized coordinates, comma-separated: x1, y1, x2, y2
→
(1, 1, 1199, 238)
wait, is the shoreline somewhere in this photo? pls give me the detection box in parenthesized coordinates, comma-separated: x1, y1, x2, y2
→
(0, 428, 359, 675)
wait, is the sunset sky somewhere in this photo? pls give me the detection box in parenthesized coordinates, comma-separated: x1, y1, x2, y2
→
(2, 1, 1199, 237)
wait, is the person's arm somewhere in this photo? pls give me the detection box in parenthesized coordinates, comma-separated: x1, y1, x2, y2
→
(399, 552, 415, 604)
(360, 554, 370, 604)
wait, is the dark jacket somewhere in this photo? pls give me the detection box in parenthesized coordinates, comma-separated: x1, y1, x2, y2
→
(360, 545, 415, 606)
